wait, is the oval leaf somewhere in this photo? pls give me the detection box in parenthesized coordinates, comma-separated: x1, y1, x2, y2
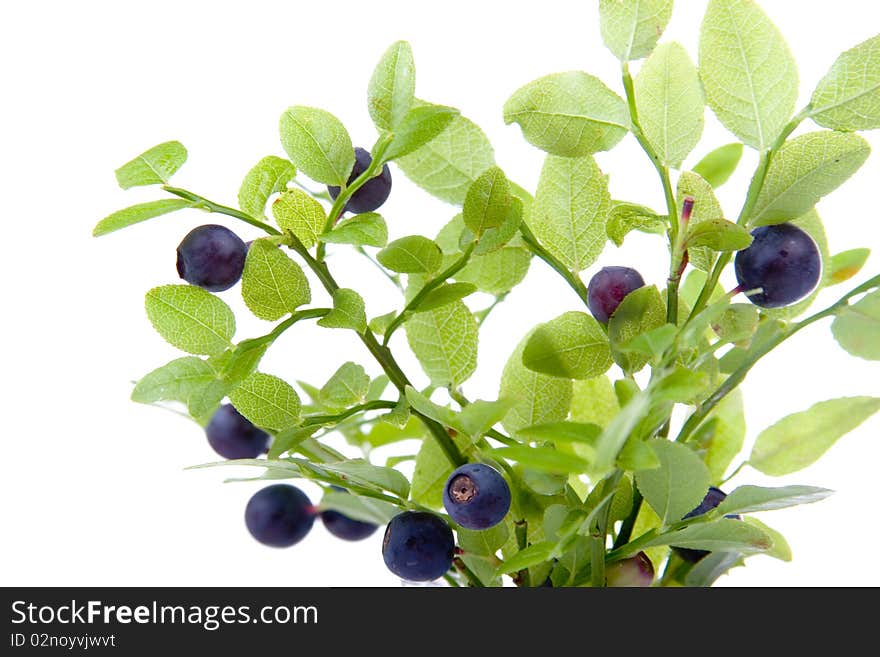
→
(692, 143, 744, 188)
(145, 285, 235, 356)
(715, 485, 834, 515)
(228, 372, 302, 431)
(238, 155, 296, 219)
(241, 239, 311, 321)
(599, 0, 674, 61)
(404, 300, 478, 387)
(368, 40, 416, 131)
(810, 34, 880, 131)
(523, 311, 612, 380)
(93, 199, 192, 237)
(115, 140, 187, 189)
(635, 440, 712, 525)
(279, 106, 354, 186)
(378, 235, 443, 274)
(832, 289, 880, 360)
(272, 189, 326, 249)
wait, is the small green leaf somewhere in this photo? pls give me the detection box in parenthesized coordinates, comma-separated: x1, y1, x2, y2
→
(369, 311, 397, 337)
(320, 212, 387, 247)
(488, 446, 590, 474)
(647, 518, 772, 554)
(472, 197, 524, 256)
(368, 40, 416, 131)
(229, 372, 302, 431)
(677, 171, 724, 272)
(241, 239, 310, 321)
(516, 421, 601, 447)
(635, 440, 711, 525)
(187, 380, 230, 425)
(320, 460, 410, 500)
(272, 189, 326, 249)
(457, 246, 531, 295)
(279, 106, 354, 186)
(319, 488, 397, 525)
(685, 218, 753, 251)
(523, 311, 612, 380)
(598, 0, 674, 61)
(145, 285, 235, 356)
(635, 42, 704, 169)
(238, 155, 296, 219)
(415, 282, 478, 313)
(383, 103, 460, 161)
(457, 524, 509, 557)
(318, 362, 370, 411)
(693, 389, 746, 485)
(458, 399, 514, 438)
(693, 143, 743, 188)
(594, 391, 651, 474)
(93, 199, 193, 237)
(832, 289, 880, 360)
(378, 235, 443, 273)
(617, 324, 677, 362)
(699, 0, 798, 150)
(715, 485, 833, 516)
(411, 437, 454, 508)
(684, 552, 744, 587)
(617, 438, 661, 471)
(268, 425, 319, 459)
(570, 375, 619, 429)
(496, 541, 555, 575)
(318, 288, 367, 333)
(751, 397, 880, 475)
(828, 248, 871, 286)
(463, 166, 512, 236)
(810, 34, 880, 132)
(651, 367, 710, 404)
(503, 71, 628, 156)
(743, 517, 792, 561)
(749, 131, 871, 227)
(712, 304, 758, 344)
(608, 285, 666, 373)
(405, 300, 478, 386)
(131, 356, 216, 405)
(115, 140, 187, 188)
(606, 202, 666, 247)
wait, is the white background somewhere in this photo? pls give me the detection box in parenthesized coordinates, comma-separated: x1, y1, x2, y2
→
(2, 0, 879, 587)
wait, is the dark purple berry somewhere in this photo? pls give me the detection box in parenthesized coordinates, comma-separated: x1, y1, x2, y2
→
(674, 487, 741, 563)
(587, 266, 646, 324)
(382, 511, 454, 582)
(605, 551, 654, 587)
(205, 404, 270, 459)
(321, 487, 378, 542)
(245, 484, 315, 548)
(176, 224, 247, 292)
(734, 223, 821, 308)
(327, 147, 392, 214)
(442, 463, 511, 530)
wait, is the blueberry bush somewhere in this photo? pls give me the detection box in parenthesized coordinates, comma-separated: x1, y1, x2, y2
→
(95, 0, 880, 586)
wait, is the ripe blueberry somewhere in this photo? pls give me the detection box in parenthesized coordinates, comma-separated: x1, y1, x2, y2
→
(674, 487, 740, 563)
(587, 266, 646, 324)
(605, 551, 654, 587)
(382, 511, 454, 582)
(327, 147, 392, 214)
(176, 224, 247, 292)
(734, 223, 821, 308)
(245, 484, 315, 548)
(442, 463, 511, 530)
(205, 404, 270, 459)
(321, 487, 378, 541)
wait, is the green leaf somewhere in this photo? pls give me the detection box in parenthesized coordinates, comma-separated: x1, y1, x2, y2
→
(115, 140, 187, 189)
(368, 40, 416, 131)
(404, 300, 478, 386)
(145, 285, 235, 356)
(715, 485, 833, 516)
(651, 367, 710, 404)
(499, 335, 573, 434)
(530, 154, 611, 271)
(268, 425, 319, 459)
(647, 518, 772, 554)
(594, 391, 652, 475)
(570, 375, 619, 429)
(228, 372, 301, 431)
(318, 288, 367, 333)
(743, 517, 792, 561)
(240, 239, 310, 321)
(383, 103, 460, 161)
(378, 235, 443, 274)
(131, 356, 216, 405)
(415, 282, 477, 313)
(503, 71, 628, 156)
(403, 387, 460, 430)
(677, 171, 723, 272)
(496, 541, 555, 575)
(828, 248, 870, 286)
(411, 437, 453, 508)
(279, 106, 354, 186)
(712, 304, 758, 344)
(693, 389, 746, 484)
(608, 285, 665, 373)
(522, 311, 612, 380)
(319, 488, 397, 525)
(457, 524, 509, 557)
(606, 202, 666, 247)
(457, 246, 531, 295)
(516, 421, 601, 448)
(832, 289, 880, 360)
(693, 143, 743, 188)
(318, 362, 370, 411)
(463, 166, 511, 236)
(634, 42, 704, 169)
(320, 212, 387, 247)
(617, 323, 677, 362)
(810, 34, 880, 131)
(635, 441, 711, 525)
(458, 399, 515, 438)
(749, 131, 871, 227)
(369, 311, 396, 337)
(396, 113, 495, 205)
(684, 551, 744, 586)
(472, 197, 524, 256)
(320, 460, 410, 500)
(238, 155, 296, 219)
(93, 199, 192, 237)
(750, 397, 880, 475)
(699, 0, 798, 150)
(598, 0, 674, 61)
(272, 189, 326, 249)
(488, 446, 591, 475)
(685, 218, 753, 251)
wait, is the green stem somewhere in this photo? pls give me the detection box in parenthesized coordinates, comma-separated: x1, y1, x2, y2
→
(242, 308, 331, 350)
(519, 223, 590, 308)
(514, 520, 531, 587)
(453, 557, 485, 587)
(590, 471, 623, 587)
(474, 293, 508, 325)
(302, 400, 397, 427)
(383, 243, 476, 346)
(162, 186, 280, 235)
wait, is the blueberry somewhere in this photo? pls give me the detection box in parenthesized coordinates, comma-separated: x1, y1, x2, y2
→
(205, 404, 270, 460)
(321, 487, 378, 542)
(245, 484, 315, 548)
(587, 266, 646, 324)
(176, 224, 247, 292)
(674, 487, 741, 563)
(605, 551, 654, 587)
(442, 463, 511, 530)
(382, 511, 454, 582)
(327, 147, 392, 214)
(734, 223, 821, 308)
